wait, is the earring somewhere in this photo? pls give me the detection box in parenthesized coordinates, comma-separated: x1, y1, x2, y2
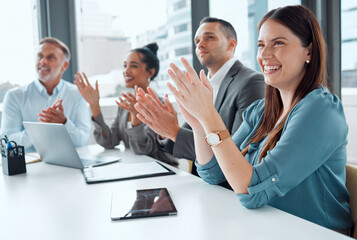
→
(306, 60, 310, 64)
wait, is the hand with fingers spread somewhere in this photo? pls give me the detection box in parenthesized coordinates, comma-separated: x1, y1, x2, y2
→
(39, 99, 67, 124)
(167, 57, 215, 122)
(116, 87, 139, 115)
(116, 86, 142, 127)
(134, 87, 180, 142)
(74, 72, 101, 118)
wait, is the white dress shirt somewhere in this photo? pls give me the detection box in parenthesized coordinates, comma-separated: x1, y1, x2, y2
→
(207, 57, 236, 103)
(0, 79, 91, 151)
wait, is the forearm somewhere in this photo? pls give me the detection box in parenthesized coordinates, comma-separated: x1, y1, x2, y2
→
(200, 111, 253, 194)
(89, 102, 101, 118)
(93, 113, 120, 148)
(63, 99, 91, 146)
(129, 112, 142, 127)
(6, 131, 32, 150)
(65, 118, 90, 146)
(193, 125, 213, 165)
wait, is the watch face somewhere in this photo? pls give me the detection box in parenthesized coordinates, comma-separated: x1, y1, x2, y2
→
(207, 133, 220, 145)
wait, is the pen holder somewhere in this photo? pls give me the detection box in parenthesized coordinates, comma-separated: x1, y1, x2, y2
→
(1, 145, 26, 176)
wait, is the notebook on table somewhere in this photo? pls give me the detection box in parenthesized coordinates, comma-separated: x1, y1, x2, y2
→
(83, 161, 175, 184)
(23, 121, 120, 169)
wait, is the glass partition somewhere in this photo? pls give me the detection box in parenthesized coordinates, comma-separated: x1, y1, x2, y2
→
(0, 0, 38, 103)
(341, 0, 357, 163)
(75, 0, 192, 99)
(209, 0, 301, 72)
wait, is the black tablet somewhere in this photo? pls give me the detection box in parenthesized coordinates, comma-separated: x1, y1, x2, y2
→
(111, 188, 177, 220)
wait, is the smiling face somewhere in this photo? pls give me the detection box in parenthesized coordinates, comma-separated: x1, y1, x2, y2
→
(257, 19, 311, 93)
(194, 22, 235, 74)
(123, 51, 153, 89)
(36, 43, 69, 84)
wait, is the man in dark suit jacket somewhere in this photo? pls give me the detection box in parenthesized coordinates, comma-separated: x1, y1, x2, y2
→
(135, 17, 265, 176)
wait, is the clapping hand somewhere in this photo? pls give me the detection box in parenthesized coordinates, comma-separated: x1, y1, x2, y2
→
(167, 57, 214, 122)
(74, 72, 102, 118)
(116, 86, 142, 127)
(134, 87, 181, 141)
(116, 86, 139, 116)
(74, 72, 99, 106)
(39, 99, 67, 124)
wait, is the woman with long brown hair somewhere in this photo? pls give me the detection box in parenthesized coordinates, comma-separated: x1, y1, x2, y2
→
(162, 5, 353, 234)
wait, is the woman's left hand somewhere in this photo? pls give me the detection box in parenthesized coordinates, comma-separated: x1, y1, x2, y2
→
(116, 87, 138, 115)
(167, 57, 215, 121)
(116, 86, 141, 126)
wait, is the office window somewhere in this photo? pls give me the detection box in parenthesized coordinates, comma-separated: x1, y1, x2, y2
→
(341, 1, 357, 88)
(173, 0, 187, 11)
(160, 52, 169, 61)
(0, 0, 38, 103)
(174, 23, 188, 34)
(175, 46, 192, 57)
(341, 0, 357, 164)
(209, 0, 300, 72)
(75, 0, 192, 98)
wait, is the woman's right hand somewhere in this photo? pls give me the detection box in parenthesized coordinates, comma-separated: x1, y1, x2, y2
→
(74, 72, 101, 118)
(176, 98, 202, 130)
(74, 72, 100, 106)
(167, 58, 215, 123)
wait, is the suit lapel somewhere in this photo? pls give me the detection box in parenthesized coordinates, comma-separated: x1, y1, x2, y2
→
(214, 60, 242, 111)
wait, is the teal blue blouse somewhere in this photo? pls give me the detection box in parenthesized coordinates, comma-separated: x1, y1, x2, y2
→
(196, 87, 353, 231)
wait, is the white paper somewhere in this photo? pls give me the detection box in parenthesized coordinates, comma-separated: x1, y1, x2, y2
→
(83, 161, 170, 181)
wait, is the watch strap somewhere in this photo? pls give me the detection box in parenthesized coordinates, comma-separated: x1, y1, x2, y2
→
(205, 129, 230, 146)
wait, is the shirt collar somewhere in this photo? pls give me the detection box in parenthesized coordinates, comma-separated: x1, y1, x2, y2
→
(208, 57, 236, 84)
(34, 79, 64, 96)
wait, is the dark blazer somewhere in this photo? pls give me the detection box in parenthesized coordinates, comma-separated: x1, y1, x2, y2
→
(163, 60, 265, 161)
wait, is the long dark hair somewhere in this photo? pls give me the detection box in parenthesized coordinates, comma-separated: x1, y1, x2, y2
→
(242, 5, 327, 161)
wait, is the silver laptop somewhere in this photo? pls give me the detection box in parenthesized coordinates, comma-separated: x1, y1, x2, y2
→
(23, 121, 120, 169)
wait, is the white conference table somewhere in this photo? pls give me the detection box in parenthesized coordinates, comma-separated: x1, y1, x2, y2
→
(0, 145, 352, 240)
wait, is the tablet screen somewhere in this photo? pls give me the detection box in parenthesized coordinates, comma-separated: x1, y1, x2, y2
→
(111, 188, 177, 220)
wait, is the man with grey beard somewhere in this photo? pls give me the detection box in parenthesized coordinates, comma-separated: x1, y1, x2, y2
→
(1, 37, 90, 151)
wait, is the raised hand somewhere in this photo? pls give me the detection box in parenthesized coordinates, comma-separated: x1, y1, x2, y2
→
(74, 72, 101, 117)
(116, 86, 139, 115)
(134, 87, 180, 141)
(167, 57, 214, 122)
(74, 72, 100, 106)
(39, 99, 67, 124)
(116, 86, 142, 127)
(176, 100, 201, 129)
